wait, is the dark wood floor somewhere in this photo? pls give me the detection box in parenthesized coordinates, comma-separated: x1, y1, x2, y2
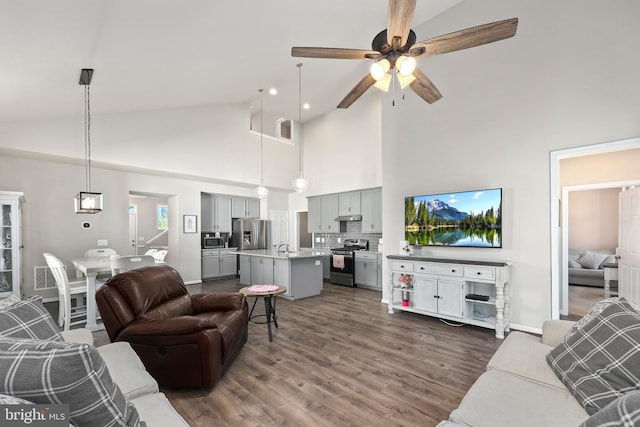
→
(151, 279, 504, 427)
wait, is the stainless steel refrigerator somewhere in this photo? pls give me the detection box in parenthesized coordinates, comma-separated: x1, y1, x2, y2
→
(230, 219, 270, 250)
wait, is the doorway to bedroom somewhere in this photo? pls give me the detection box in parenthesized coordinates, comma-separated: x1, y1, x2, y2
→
(551, 138, 640, 320)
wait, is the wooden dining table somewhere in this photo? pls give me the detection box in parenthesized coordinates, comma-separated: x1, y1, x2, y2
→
(71, 257, 113, 331)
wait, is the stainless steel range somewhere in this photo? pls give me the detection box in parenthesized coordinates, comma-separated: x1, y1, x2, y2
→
(330, 239, 369, 287)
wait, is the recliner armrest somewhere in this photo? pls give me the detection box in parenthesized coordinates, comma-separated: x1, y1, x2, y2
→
(191, 293, 245, 313)
(121, 316, 217, 338)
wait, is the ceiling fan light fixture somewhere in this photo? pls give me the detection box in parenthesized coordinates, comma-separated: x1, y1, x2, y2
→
(396, 55, 417, 77)
(397, 73, 416, 89)
(374, 72, 392, 92)
(370, 59, 390, 81)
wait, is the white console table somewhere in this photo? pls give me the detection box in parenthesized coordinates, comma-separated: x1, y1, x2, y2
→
(387, 255, 512, 339)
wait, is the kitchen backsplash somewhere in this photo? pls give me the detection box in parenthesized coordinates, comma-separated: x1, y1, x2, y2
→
(312, 221, 382, 251)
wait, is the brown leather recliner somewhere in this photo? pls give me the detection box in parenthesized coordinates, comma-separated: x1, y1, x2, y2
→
(95, 265, 248, 389)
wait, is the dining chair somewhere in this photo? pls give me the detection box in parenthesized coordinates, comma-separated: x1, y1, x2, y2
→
(152, 250, 168, 263)
(43, 253, 88, 331)
(110, 255, 156, 276)
(84, 248, 117, 258)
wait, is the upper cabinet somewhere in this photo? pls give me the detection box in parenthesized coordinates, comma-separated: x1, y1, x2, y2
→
(338, 191, 361, 216)
(232, 197, 260, 219)
(307, 195, 340, 233)
(201, 193, 232, 233)
(361, 188, 382, 233)
(308, 188, 382, 234)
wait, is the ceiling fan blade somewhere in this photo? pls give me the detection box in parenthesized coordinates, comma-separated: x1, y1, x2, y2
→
(409, 68, 442, 104)
(292, 47, 379, 60)
(387, 0, 417, 47)
(410, 18, 518, 58)
(337, 74, 376, 109)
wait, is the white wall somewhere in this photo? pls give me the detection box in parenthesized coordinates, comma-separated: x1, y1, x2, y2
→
(381, 0, 640, 331)
(0, 103, 299, 191)
(0, 150, 290, 299)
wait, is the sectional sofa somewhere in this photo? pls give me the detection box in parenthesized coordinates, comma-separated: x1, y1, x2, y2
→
(0, 296, 188, 426)
(439, 297, 640, 427)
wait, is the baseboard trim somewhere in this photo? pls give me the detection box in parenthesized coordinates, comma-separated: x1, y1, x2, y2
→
(509, 323, 542, 336)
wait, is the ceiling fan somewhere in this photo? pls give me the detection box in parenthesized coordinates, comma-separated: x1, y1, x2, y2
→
(291, 0, 518, 108)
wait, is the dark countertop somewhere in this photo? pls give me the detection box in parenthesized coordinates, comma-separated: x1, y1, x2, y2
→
(387, 254, 511, 267)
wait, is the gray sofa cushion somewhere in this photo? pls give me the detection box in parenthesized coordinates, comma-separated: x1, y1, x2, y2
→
(0, 337, 143, 427)
(546, 298, 640, 415)
(487, 331, 566, 391)
(580, 391, 640, 427)
(450, 370, 588, 427)
(0, 296, 62, 341)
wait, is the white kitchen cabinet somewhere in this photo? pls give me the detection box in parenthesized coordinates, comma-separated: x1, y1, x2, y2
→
(307, 195, 340, 233)
(201, 193, 232, 233)
(239, 254, 251, 285)
(388, 255, 512, 339)
(361, 188, 382, 233)
(354, 251, 379, 289)
(202, 248, 237, 280)
(250, 256, 274, 285)
(232, 197, 260, 219)
(0, 191, 22, 298)
(338, 191, 361, 216)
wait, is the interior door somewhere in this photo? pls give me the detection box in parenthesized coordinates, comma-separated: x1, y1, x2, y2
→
(128, 204, 138, 255)
(618, 187, 640, 305)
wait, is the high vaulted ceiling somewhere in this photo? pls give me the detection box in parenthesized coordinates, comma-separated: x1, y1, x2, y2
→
(0, 0, 463, 124)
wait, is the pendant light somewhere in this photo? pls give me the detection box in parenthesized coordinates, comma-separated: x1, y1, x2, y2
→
(74, 68, 103, 214)
(291, 63, 309, 193)
(255, 89, 269, 199)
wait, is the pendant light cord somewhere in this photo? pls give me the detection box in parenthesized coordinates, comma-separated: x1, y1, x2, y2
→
(297, 63, 303, 176)
(259, 88, 264, 186)
(85, 84, 91, 192)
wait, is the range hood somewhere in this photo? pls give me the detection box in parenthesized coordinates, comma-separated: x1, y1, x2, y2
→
(335, 214, 362, 222)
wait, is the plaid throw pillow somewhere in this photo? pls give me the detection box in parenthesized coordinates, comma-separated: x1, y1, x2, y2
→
(0, 338, 143, 427)
(580, 391, 640, 427)
(547, 298, 640, 415)
(0, 296, 62, 341)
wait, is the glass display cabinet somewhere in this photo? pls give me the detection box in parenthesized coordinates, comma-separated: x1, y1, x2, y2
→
(0, 191, 23, 298)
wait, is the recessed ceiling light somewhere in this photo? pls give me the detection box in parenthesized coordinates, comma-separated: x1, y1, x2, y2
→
(269, 88, 278, 95)
(303, 103, 310, 109)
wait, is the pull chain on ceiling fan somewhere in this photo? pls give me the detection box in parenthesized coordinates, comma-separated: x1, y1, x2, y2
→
(292, 0, 518, 109)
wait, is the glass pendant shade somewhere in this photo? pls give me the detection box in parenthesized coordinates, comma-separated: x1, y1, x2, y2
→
(374, 72, 392, 92)
(370, 59, 390, 80)
(255, 185, 269, 199)
(396, 56, 417, 76)
(74, 192, 103, 214)
(292, 174, 309, 193)
(397, 73, 416, 89)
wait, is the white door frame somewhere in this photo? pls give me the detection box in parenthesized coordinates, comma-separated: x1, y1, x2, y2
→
(550, 137, 640, 319)
(559, 181, 639, 315)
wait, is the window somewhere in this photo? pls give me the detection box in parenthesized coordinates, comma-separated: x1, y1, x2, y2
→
(157, 205, 168, 230)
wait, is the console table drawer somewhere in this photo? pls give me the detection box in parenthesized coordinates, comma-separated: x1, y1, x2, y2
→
(464, 266, 496, 281)
(414, 262, 462, 277)
(390, 261, 414, 273)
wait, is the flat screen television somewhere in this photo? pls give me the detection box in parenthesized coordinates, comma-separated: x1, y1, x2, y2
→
(405, 188, 502, 248)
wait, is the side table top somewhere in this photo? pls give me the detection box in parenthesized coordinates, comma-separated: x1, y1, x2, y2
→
(239, 285, 287, 297)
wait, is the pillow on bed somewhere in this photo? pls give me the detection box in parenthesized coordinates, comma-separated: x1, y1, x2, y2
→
(577, 251, 609, 269)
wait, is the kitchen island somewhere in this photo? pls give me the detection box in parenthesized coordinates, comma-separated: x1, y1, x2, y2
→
(238, 250, 327, 300)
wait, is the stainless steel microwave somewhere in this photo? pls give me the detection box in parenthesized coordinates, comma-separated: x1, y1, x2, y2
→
(202, 234, 225, 249)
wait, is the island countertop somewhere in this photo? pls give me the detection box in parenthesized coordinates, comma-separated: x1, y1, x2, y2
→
(238, 249, 329, 259)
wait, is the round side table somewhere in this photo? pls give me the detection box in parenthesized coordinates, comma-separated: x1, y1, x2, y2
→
(239, 285, 287, 342)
